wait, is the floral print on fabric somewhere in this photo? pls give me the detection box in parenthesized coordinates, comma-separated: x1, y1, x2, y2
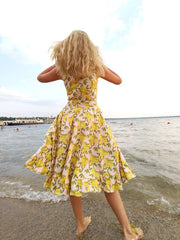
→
(24, 74, 136, 196)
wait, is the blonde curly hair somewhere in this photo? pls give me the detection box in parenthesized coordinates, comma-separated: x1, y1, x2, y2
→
(50, 30, 105, 79)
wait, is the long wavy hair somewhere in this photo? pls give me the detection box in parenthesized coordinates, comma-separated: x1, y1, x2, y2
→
(50, 30, 105, 79)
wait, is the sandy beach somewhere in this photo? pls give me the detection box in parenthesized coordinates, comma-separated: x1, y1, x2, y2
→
(1, 190, 179, 240)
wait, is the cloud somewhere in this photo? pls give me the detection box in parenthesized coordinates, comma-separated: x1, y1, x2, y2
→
(0, 0, 140, 68)
(0, 86, 38, 103)
(0, 0, 128, 66)
(0, 0, 180, 117)
(98, 0, 180, 117)
(0, 85, 65, 117)
(0, 86, 60, 106)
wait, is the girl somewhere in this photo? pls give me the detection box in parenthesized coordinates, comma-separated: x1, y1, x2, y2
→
(24, 30, 143, 240)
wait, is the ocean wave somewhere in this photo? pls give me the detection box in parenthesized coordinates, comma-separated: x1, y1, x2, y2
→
(0, 180, 68, 203)
(147, 196, 180, 214)
(130, 175, 180, 214)
(135, 175, 180, 193)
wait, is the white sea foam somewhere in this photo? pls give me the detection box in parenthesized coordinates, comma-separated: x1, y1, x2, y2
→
(147, 196, 180, 214)
(0, 180, 68, 203)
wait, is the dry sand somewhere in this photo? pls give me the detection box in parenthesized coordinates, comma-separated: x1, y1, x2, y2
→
(1, 191, 179, 240)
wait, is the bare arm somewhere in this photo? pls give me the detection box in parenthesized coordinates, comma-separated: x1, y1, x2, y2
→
(100, 65, 122, 85)
(37, 65, 62, 83)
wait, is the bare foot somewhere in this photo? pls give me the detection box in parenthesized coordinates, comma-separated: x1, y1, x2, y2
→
(76, 216, 91, 237)
(124, 227, 144, 240)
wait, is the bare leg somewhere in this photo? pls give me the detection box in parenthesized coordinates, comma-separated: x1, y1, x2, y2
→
(104, 191, 143, 240)
(70, 195, 91, 236)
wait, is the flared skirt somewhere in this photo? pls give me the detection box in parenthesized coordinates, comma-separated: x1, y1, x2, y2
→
(24, 102, 136, 196)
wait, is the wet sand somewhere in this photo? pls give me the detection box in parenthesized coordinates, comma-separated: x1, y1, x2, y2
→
(0, 191, 179, 240)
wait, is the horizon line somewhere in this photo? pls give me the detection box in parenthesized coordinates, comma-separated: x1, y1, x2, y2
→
(1, 115, 180, 120)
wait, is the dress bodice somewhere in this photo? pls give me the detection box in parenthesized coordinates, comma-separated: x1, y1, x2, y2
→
(64, 74, 98, 106)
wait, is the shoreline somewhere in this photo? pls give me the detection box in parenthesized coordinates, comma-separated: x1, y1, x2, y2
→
(1, 191, 179, 240)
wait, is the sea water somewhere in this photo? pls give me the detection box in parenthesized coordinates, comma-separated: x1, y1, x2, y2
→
(0, 117, 180, 214)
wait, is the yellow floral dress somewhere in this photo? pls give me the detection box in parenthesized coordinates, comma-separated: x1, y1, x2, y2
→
(24, 74, 136, 196)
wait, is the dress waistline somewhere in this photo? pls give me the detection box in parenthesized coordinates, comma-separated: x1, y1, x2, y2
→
(67, 99, 97, 107)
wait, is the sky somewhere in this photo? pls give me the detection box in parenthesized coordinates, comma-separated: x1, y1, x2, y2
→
(0, 0, 180, 118)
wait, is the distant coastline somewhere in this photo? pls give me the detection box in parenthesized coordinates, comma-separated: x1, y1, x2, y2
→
(0, 115, 179, 126)
(0, 117, 55, 126)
